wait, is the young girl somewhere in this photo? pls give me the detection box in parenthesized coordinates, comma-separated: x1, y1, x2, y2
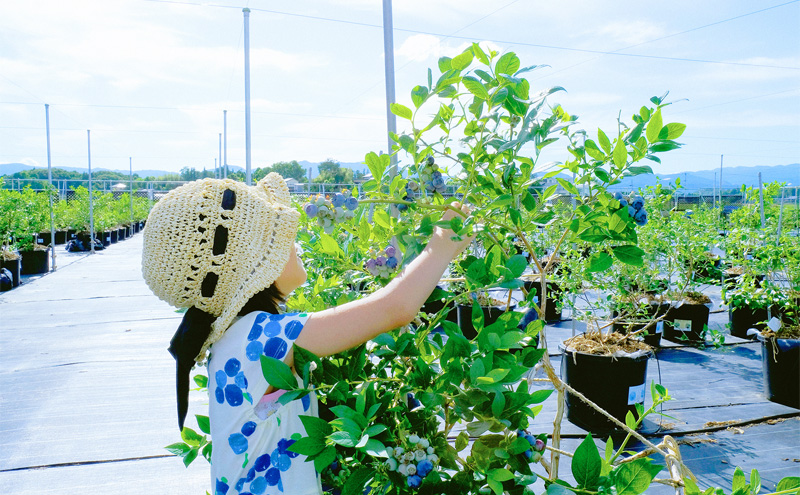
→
(142, 173, 471, 495)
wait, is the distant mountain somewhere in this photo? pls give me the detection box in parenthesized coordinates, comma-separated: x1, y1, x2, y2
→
(0, 163, 36, 176)
(609, 163, 799, 191)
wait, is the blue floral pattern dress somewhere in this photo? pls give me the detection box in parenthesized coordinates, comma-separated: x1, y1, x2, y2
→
(207, 311, 322, 495)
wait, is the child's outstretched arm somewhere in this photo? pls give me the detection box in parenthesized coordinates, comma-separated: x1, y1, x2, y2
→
(294, 203, 472, 357)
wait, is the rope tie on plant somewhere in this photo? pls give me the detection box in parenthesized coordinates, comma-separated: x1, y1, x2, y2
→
(664, 435, 696, 494)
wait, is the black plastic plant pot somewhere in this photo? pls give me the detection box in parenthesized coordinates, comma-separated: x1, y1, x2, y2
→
(96, 232, 111, 247)
(110, 230, 119, 244)
(19, 249, 50, 275)
(523, 280, 563, 321)
(663, 303, 710, 344)
(0, 257, 21, 287)
(561, 344, 653, 433)
(612, 303, 670, 348)
(729, 305, 780, 340)
(456, 304, 510, 340)
(55, 231, 67, 245)
(760, 336, 800, 409)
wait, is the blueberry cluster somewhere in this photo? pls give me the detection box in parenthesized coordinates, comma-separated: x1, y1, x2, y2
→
(517, 430, 546, 462)
(303, 190, 359, 234)
(614, 192, 648, 226)
(397, 181, 419, 212)
(419, 156, 446, 194)
(323, 457, 351, 492)
(384, 434, 439, 489)
(364, 245, 401, 278)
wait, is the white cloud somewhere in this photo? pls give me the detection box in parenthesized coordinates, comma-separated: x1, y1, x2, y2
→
(593, 20, 668, 46)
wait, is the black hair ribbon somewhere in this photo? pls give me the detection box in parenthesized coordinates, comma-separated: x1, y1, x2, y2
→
(168, 306, 215, 431)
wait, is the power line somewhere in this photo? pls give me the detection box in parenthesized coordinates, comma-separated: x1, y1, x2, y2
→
(138, 0, 800, 70)
(672, 88, 800, 114)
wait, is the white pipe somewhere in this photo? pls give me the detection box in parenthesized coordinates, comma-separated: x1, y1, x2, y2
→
(45, 104, 56, 270)
(243, 8, 252, 185)
(382, 0, 398, 172)
(87, 130, 95, 254)
(223, 110, 228, 179)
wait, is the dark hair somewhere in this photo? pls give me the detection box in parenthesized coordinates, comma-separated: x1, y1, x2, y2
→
(238, 283, 284, 316)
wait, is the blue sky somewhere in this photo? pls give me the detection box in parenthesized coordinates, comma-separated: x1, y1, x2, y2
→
(1, 0, 798, 178)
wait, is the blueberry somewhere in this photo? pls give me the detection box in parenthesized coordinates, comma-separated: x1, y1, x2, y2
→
(634, 208, 648, 226)
(345, 197, 359, 211)
(627, 205, 636, 218)
(523, 449, 532, 459)
(426, 156, 435, 166)
(304, 203, 318, 218)
(518, 308, 539, 330)
(417, 459, 433, 477)
(385, 256, 398, 269)
(632, 196, 644, 210)
(407, 475, 422, 488)
(331, 193, 345, 208)
(614, 192, 623, 200)
(385, 245, 396, 257)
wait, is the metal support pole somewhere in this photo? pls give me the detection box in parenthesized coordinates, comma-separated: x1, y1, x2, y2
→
(218, 132, 222, 179)
(243, 8, 253, 185)
(382, 0, 398, 173)
(45, 104, 56, 270)
(223, 110, 228, 179)
(758, 172, 765, 230)
(776, 186, 786, 242)
(87, 130, 95, 254)
(719, 154, 723, 206)
(129, 157, 134, 230)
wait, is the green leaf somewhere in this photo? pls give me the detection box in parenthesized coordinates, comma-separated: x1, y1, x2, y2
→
(658, 122, 686, 140)
(472, 42, 490, 65)
(613, 138, 628, 169)
(614, 458, 663, 495)
(180, 427, 204, 447)
(496, 52, 521, 75)
(776, 478, 800, 493)
(491, 392, 505, 417)
(165, 442, 191, 456)
(411, 85, 429, 109)
(343, 467, 374, 495)
(556, 178, 578, 195)
(192, 374, 208, 389)
(588, 252, 613, 272)
(299, 414, 333, 438)
(584, 140, 605, 161)
(318, 233, 344, 257)
(288, 436, 326, 456)
(572, 435, 602, 489)
(505, 254, 528, 279)
(260, 355, 298, 391)
(529, 389, 554, 404)
(330, 405, 368, 430)
(455, 431, 470, 451)
(438, 56, 452, 72)
(611, 245, 645, 266)
(732, 467, 746, 492)
(598, 128, 612, 154)
(451, 50, 474, 70)
(195, 415, 210, 435)
(313, 446, 337, 473)
(330, 430, 358, 447)
(645, 108, 663, 143)
(183, 447, 198, 467)
(390, 103, 413, 120)
(751, 469, 762, 495)
(490, 467, 515, 482)
(462, 76, 489, 100)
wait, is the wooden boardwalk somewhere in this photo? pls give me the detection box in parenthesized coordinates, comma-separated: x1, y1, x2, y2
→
(1, 234, 798, 494)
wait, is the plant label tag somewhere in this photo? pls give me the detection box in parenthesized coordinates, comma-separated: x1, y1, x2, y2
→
(655, 321, 663, 334)
(767, 317, 782, 332)
(674, 319, 692, 332)
(628, 383, 646, 405)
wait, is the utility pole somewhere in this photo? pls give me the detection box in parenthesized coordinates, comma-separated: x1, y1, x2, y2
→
(218, 132, 222, 179)
(223, 110, 228, 179)
(243, 8, 253, 185)
(87, 130, 95, 254)
(45, 104, 56, 270)
(382, 0, 398, 173)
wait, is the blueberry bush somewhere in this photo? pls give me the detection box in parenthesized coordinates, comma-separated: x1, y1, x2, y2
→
(168, 45, 800, 495)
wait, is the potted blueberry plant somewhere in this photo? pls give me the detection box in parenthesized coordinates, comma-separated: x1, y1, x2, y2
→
(164, 45, 800, 495)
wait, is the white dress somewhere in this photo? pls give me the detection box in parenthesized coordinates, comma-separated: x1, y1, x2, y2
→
(207, 311, 322, 495)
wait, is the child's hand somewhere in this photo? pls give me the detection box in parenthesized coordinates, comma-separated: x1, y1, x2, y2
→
(431, 202, 473, 257)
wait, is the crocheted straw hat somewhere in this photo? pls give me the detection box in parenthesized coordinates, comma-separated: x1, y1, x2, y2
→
(142, 173, 299, 363)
